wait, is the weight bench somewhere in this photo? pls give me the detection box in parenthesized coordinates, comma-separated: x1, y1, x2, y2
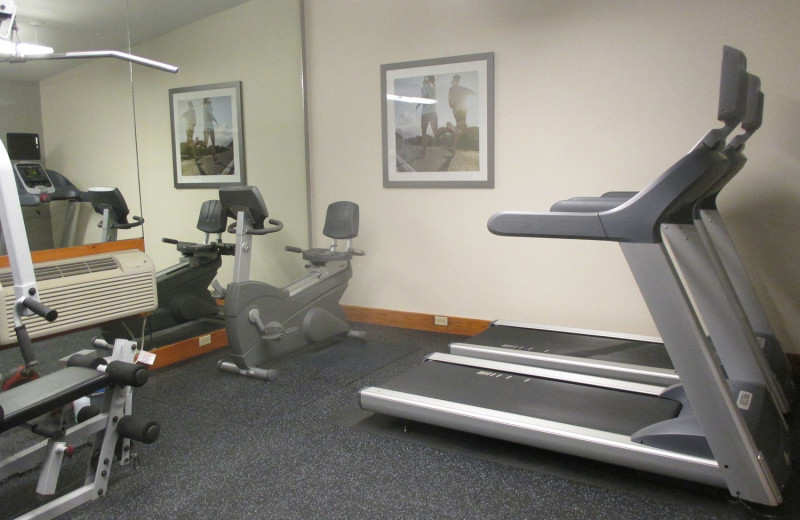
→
(0, 340, 159, 520)
(0, 353, 149, 434)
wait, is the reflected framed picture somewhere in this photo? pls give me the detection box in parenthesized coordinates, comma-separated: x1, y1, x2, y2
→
(169, 81, 245, 189)
(382, 52, 494, 188)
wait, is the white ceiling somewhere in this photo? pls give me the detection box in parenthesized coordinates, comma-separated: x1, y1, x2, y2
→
(1, 0, 251, 81)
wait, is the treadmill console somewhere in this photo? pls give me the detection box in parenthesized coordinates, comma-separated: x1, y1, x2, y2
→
(13, 162, 56, 195)
(6, 133, 54, 195)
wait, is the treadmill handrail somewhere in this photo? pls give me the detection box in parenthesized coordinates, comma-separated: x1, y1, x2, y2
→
(488, 144, 730, 243)
(488, 46, 750, 244)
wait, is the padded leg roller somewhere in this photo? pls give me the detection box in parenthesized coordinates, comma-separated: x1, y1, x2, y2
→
(117, 415, 160, 444)
(105, 361, 149, 387)
(76, 405, 101, 423)
(66, 353, 107, 369)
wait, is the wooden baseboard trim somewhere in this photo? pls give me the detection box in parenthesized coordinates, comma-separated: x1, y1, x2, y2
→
(342, 305, 490, 337)
(143, 306, 800, 376)
(0, 238, 145, 269)
(146, 306, 489, 370)
(150, 328, 228, 370)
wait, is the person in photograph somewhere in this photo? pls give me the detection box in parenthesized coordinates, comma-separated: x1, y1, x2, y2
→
(419, 75, 439, 156)
(448, 74, 475, 152)
(181, 100, 197, 159)
(203, 97, 218, 162)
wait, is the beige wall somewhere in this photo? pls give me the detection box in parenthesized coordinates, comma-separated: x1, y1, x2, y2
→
(0, 79, 43, 146)
(40, 59, 142, 246)
(303, 0, 800, 351)
(130, 0, 308, 287)
(30, 0, 800, 354)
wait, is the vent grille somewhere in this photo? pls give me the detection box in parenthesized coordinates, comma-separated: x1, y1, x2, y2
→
(0, 250, 157, 344)
(4, 273, 157, 335)
(0, 257, 117, 287)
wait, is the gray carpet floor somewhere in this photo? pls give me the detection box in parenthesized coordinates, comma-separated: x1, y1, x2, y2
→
(1, 324, 798, 519)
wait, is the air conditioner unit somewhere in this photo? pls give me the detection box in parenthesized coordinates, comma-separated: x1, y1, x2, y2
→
(0, 249, 157, 345)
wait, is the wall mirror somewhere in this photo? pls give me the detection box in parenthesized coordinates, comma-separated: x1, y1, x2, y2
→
(0, 0, 310, 359)
(1, 0, 143, 252)
(0, 0, 298, 259)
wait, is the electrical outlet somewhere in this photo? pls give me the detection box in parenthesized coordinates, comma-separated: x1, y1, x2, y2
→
(434, 315, 448, 326)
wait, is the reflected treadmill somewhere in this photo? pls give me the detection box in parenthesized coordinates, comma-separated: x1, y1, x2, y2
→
(359, 47, 792, 506)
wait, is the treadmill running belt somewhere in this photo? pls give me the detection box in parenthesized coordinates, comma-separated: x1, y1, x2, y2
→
(465, 325, 673, 369)
(378, 360, 681, 436)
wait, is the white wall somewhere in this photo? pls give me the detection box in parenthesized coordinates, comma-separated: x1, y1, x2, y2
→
(303, 0, 800, 352)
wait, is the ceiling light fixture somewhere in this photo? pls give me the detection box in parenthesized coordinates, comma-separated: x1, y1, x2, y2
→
(0, 1, 53, 58)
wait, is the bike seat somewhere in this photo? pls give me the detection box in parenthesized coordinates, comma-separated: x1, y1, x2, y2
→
(302, 248, 353, 265)
(176, 242, 219, 255)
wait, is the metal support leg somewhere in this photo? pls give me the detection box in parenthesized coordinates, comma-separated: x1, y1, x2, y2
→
(663, 224, 790, 414)
(620, 241, 787, 505)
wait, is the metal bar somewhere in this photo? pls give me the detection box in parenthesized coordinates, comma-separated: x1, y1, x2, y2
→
(0, 141, 38, 311)
(4, 50, 178, 73)
(231, 211, 252, 284)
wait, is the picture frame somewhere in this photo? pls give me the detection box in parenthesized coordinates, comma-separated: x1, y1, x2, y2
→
(169, 81, 245, 189)
(382, 52, 494, 188)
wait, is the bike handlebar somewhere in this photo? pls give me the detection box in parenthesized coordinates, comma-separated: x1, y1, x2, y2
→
(227, 218, 284, 236)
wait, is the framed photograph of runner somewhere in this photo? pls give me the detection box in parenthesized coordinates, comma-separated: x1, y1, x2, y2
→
(169, 81, 245, 188)
(381, 53, 494, 188)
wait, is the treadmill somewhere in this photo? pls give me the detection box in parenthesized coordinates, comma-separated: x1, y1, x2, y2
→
(359, 47, 791, 506)
(525, 71, 794, 412)
(1, 132, 87, 253)
(448, 50, 792, 413)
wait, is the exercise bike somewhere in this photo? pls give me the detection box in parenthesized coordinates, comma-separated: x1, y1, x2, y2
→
(217, 185, 365, 380)
(100, 199, 235, 348)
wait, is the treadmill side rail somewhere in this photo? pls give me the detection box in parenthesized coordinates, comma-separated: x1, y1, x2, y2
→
(449, 342, 679, 387)
(359, 387, 724, 488)
(427, 352, 668, 396)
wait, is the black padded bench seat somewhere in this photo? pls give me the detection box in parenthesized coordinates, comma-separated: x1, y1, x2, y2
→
(0, 367, 109, 433)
